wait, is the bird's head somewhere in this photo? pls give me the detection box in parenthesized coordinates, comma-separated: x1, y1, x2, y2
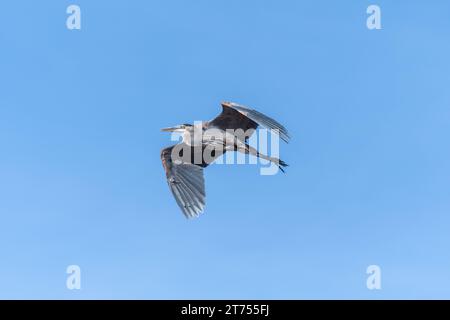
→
(161, 124, 193, 133)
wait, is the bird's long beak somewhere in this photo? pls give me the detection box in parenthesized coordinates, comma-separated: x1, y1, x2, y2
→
(161, 126, 181, 132)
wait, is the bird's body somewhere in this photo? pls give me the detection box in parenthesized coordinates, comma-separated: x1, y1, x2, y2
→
(161, 102, 290, 218)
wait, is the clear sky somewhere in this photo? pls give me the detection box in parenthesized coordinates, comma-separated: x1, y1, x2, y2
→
(0, 0, 450, 299)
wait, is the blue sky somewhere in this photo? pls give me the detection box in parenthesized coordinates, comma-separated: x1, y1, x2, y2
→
(1, 0, 450, 299)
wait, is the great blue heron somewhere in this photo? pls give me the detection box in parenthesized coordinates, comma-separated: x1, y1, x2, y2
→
(161, 101, 290, 218)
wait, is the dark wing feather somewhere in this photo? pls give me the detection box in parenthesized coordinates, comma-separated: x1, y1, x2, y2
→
(208, 102, 290, 143)
(161, 145, 206, 218)
(208, 103, 258, 140)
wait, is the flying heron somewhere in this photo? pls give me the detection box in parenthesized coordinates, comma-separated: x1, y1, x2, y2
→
(161, 101, 290, 218)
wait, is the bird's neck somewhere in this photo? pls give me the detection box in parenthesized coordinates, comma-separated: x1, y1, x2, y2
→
(182, 128, 203, 146)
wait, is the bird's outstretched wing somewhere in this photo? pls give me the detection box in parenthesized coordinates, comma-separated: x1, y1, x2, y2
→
(161, 145, 206, 218)
(208, 102, 290, 142)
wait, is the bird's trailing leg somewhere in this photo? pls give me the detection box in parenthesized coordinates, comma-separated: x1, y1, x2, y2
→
(237, 143, 288, 173)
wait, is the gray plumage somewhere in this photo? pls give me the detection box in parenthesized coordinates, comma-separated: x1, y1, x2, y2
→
(161, 102, 290, 218)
